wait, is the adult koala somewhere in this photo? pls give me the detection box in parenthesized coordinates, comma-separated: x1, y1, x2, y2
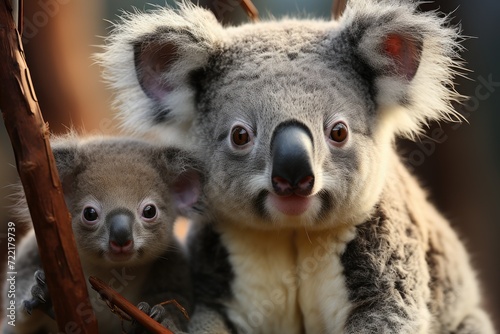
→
(99, 1, 495, 333)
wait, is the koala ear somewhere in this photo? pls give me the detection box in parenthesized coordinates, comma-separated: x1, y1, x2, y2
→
(171, 169, 202, 215)
(50, 140, 79, 195)
(340, 1, 463, 137)
(133, 39, 178, 103)
(98, 4, 222, 140)
(161, 148, 203, 215)
(380, 33, 422, 81)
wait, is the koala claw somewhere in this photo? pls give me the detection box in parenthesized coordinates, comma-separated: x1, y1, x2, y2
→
(22, 299, 36, 316)
(149, 304, 167, 322)
(136, 301, 151, 315)
(22, 270, 54, 319)
(34, 270, 46, 287)
(129, 302, 179, 334)
(30, 284, 47, 303)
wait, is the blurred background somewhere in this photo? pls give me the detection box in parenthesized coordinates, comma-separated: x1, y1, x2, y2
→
(0, 0, 498, 330)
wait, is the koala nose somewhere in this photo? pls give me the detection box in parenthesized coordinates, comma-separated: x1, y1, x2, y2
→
(107, 210, 134, 252)
(271, 123, 315, 197)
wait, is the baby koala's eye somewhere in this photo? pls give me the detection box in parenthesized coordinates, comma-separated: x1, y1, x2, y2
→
(82, 207, 99, 223)
(231, 126, 250, 146)
(329, 122, 348, 143)
(142, 204, 157, 221)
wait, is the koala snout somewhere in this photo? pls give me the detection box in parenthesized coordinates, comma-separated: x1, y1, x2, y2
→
(271, 123, 315, 197)
(107, 210, 134, 253)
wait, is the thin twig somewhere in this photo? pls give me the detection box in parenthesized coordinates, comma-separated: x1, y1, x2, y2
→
(240, 0, 259, 22)
(159, 300, 190, 321)
(332, 0, 347, 20)
(89, 276, 174, 334)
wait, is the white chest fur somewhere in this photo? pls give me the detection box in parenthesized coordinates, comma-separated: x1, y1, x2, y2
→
(220, 225, 356, 334)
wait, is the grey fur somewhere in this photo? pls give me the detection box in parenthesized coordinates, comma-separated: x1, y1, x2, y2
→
(2, 136, 199, 334)
(99, 1, 495, 333)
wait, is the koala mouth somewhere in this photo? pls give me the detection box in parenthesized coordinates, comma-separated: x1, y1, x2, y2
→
(268, 193, 312, 216)
(107, 240, 135, 262)
(107, 253, 134, 262)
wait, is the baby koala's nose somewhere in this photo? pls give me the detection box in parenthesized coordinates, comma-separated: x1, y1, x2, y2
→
(107, 209, 134, 253)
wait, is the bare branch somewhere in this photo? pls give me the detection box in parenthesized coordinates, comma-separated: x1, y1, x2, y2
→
(240, 0, 259, 22)
(332, 0, 347, 20)
(0, 0, 98, 332)
(89, 277, 174, 334)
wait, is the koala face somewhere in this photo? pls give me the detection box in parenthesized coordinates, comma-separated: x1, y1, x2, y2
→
(100, 2, 461, 229)
(50, 137, 200, 266)
(192, 27, 386, 228)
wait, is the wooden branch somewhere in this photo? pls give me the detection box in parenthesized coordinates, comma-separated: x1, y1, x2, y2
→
(89, 277, 173, 334)
(0, 1, 98, 332)
(332, 0, 347, 20)
(240, 0, 259, 22)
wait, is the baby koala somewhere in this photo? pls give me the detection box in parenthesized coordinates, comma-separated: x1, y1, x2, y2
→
(3, 135, 201, 334)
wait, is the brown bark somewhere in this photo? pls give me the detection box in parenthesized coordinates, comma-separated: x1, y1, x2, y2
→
(332, 0, 347, 20)
(0, 1, 98, 332)
(240, 0, 259, 21)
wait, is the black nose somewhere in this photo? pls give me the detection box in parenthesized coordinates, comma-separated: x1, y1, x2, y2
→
(271, 123, 315, 196)
(107, 210, 133, 247)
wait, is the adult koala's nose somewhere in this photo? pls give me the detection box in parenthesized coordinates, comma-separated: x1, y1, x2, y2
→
(271, 122, 315, 197)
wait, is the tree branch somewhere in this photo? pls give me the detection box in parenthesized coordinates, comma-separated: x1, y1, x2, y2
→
(240, 0, 259, 22)
(0, 0, 98, 332)
(89, 277, 173, 334)
(332, 0, 347, 20)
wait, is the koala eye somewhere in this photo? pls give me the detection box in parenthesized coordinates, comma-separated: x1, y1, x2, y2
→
(231, 126, 251, 146)
(142, 204, 158, 221)
(329, 122, 348, 143)
(82, 207, 99, 224)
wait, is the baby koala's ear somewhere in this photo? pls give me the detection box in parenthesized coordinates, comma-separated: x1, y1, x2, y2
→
(50, 139, 80, 195)
(161, 148, 203, 216)
(172, 168, 202, 215)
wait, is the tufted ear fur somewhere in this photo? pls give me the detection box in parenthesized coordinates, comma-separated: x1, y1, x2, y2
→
(161, 148, 203, 216)
(99, 1, 463, 141)
(50, 137, 81, 195)
(97, 3, 223, 144)
(171, 169, 201, 215)
(340, 0, 463, 137)
(133, 38, 178, 103)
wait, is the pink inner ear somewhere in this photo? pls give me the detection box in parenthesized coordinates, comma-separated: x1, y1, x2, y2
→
(135, 42, 177, 101)
(172, 170, 201, 213)
(383, 34, 422, 81)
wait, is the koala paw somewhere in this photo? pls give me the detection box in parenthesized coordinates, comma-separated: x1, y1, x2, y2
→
(22, 270, 55, 319)
(128, 302, 185, 334)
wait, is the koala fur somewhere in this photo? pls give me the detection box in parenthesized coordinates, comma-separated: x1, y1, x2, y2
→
(99, 1, 495, 333)
(3, 136, 200, 334)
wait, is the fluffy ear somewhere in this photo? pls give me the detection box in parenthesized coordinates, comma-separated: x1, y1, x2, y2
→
(97, 4, 222, 143)
(340, 0, 463, 137)
(171, 169, 202, 215)
(161, 148, 203, 215)
(50, 138, 80, 195)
